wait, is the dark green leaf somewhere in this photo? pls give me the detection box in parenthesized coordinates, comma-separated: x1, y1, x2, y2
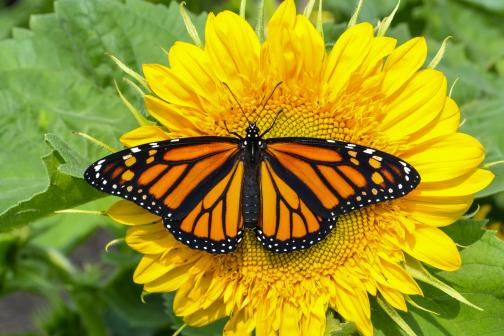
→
(103, 267, 169, 329)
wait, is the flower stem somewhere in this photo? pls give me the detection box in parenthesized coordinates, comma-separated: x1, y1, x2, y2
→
(173, 324, 187, 336)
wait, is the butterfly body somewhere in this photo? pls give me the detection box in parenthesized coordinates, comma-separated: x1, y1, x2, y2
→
(85, 124, 420, 254)
(241, 123, 265, 228)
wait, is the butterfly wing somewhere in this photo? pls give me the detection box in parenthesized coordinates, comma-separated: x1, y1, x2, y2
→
(84, 137, 245, 253)
(257, 138, 420, 252)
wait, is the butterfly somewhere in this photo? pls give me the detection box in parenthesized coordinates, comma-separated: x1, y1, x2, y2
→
(84, 119, 420, 254)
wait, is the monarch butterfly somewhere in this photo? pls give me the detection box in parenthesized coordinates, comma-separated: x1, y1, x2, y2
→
(84, 86, 420, 254)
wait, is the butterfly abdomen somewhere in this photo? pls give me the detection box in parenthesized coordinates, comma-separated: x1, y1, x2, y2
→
(242, 162, 260, 228)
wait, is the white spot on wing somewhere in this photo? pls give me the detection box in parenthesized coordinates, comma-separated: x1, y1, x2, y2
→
(130, 147, 141, 153)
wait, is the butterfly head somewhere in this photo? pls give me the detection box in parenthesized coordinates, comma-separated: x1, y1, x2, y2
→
(245, 123, 260, 139)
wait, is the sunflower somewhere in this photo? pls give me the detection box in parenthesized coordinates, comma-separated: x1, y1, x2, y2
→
(106, 0, 493, 335)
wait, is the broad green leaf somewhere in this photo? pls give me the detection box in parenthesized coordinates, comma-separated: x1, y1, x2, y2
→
(442, 219, 487, 247)
(418, 0, 504, 70)
(45, 133, 89, 178)
(0, 0, 207, 228)
(461, 98, 504, 197)
(437, 231, 504, 298)
(0, 150, 103, 232)
(0, 0, 53, 38)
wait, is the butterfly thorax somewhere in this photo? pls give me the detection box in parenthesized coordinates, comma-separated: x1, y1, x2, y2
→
(241, 123, 265, 228)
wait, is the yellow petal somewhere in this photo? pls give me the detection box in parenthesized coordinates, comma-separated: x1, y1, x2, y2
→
(119, 125, 171, 147)
(143, 262, 194, 292)
(168, 41, 220, 109)
(107, 200, 160, 225)
(359, 36, 397, 75)
(184, 299, 227, 327)
(409, 96, 460, 146)
(205, 11, 260, 93)
(293, 16, 325, 80)
(279, 301, 301, 335)
(382, 37, 427, 95)
(332, 283, 372, 336)
(224, 309, 255, 336)
(143, 63, 210, 110)
(382, 69, 447, 141)
(268, 0, 296, 32)
(402, 196, 473, 227)
(126, 223, 174, 254)
(323, 23, 374, 99)
(265, 0, 324, 82)
(144, 95, 207, 132)
(410, 169, 494, 198)
(403, 225, 461, 271)
(302, 297, 327, 335)
(379, 259, 422, 295)
(377, 284, 407, 311)
(133, 255, 170, 284)
(404, 133, 485, 182)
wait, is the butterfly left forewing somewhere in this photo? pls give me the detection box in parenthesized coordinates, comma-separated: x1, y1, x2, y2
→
(258, 138, 420, 252)
(84, 137, 245, 253)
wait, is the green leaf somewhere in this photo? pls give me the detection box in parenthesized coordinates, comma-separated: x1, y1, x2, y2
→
(45, 133, 89, 178)
(460, 98, 504, 197)
(0, 0, 207, 228)
(418, 0, 504, 70)
(0, 150, 103, 232)
(102, 267, 169, 329)
(461, 0, 504, 13)
(442, 219, 487, 247)
(0, 0, 53, 38)
(375, 220, 504, 335)
(437, 231, 504, 298)
(325, 310, 357, 336)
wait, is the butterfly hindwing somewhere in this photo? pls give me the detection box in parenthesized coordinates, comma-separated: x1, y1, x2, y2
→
(257, 160, 335, 252)
(84, 137, 244, 252)
(258, 138, 420, 252)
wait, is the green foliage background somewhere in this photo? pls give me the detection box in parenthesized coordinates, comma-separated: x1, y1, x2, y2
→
(0, 0, 503, 335)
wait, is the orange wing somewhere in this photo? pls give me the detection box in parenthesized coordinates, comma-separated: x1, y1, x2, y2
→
(84, 137, 244, 252)
(257, 138, 420, 252)
(258, 161, 332, 252)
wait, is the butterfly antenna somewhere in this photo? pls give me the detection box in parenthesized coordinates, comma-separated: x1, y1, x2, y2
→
(260, 108, 283, 137)
(223, 120, 243, 139)
(254, 81, 283, 124)
(222, 82, 251, 125)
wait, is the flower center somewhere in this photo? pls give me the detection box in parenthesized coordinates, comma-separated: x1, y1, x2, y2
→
(214, 81, 392, 151)
(209, 81, 401, 286)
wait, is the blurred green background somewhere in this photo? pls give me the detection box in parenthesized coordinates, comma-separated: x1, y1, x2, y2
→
(0, 0, 503, 335)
